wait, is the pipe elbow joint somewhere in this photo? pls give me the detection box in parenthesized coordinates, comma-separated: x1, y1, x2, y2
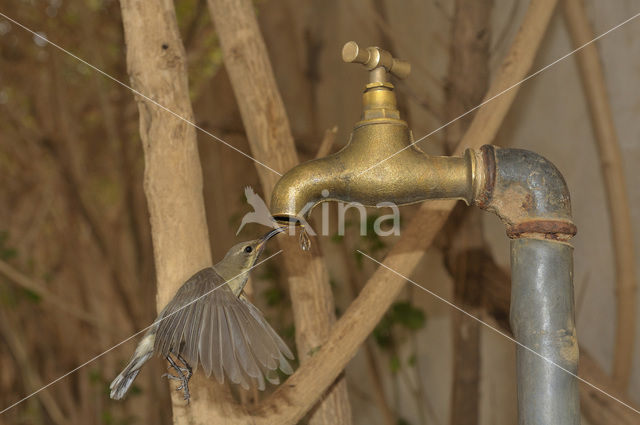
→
(475, 145, 576, 241)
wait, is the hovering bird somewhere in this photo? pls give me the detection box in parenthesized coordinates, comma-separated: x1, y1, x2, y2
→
(110, 227, 293, 401)
(236, 186, 279, 235)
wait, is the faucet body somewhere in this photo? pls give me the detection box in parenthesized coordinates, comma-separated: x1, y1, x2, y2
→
(271, 52, 474, 221)
(270, 42, 580, 424)
(271, 119, 474, 221)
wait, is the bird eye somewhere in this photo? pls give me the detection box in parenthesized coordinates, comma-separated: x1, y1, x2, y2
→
(244, 246, 252, 253)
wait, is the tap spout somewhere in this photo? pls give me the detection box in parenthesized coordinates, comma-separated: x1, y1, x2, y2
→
(270, 121, 477, 223)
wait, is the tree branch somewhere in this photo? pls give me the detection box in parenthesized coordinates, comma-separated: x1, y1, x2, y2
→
(563, 0, 637, 389)
(0, 259, 114, 333)
(0, 309, 68, 425)
(443, 1, 493, 423)
(118, 0, 237, 422)
(205, 0, 352, 423)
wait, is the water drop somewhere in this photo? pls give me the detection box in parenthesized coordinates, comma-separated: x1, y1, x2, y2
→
(299, 228, 311, 251)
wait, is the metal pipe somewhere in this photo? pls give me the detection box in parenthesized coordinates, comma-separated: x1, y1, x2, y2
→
(474, 145, 576, 238)
(478, 146, 580, 424)
(510, 238, 579, 425)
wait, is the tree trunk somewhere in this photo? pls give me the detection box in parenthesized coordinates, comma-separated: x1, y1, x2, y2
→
(206, 0, 352, 423)
(119, 0, 242, 422)
(563, 0, 637, 390)
(443, 1, 493, 424)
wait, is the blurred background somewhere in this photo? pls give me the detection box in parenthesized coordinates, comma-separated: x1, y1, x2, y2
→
(0, 0, 639, 424)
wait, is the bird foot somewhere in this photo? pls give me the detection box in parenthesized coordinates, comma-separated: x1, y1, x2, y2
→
(164, 354, 193, 402)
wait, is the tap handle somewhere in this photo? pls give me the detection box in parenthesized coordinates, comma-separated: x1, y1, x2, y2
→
(341, 41, 411, 80)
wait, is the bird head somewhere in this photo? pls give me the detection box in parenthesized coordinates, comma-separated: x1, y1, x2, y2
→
(214, 227, 285, 294)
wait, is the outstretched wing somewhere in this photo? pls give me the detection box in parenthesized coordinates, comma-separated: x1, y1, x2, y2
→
(153, 268, 294, 390)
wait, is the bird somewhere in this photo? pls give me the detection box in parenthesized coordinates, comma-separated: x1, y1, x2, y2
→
(236, 186, 279, 235)
(109, 227, 293, 401)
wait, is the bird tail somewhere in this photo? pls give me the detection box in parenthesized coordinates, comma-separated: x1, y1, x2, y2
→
(110, 333, 155, 400)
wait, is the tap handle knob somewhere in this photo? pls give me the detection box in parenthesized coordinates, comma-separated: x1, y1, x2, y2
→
(341, 41, 411, 80)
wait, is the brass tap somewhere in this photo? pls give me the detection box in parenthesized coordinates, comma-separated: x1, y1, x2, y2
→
(270, 42, 476, 223)
(342, 41, 408, 122)
(341, 41, 411, 83)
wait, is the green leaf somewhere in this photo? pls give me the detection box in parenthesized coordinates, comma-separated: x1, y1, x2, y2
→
(257, 263, 279, 281)
(373, 315, 394, 348)
(307, 345, 321, 357)
(389, 355, 400, 373)
(391, 302, 425, 330)
(88, 369, 102, 384)
(328, 278, 338, 289)
(353, 251, 364, 269)
(21, 288, 41, 303)
(407, 353, 416, 367)
(283, 324, 295, 340)
(0, 248, 17, 261)
(101, 410, 114, 425)
(365, 214, 379, 234)
(0, 230, 17, 260)
(262, 287, 284, 306)
(128, 384, 142, 396)
(0, 286, 18, 307)
(330, 233, 344, 243)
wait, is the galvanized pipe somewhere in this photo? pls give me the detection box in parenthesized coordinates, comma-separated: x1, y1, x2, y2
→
(510, 238, 579, 424)
(477, 146, 580, 424)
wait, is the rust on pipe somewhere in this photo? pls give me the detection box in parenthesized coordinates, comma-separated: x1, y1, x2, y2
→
(506, 220, 577, 241)
(475, 145, 577, 239)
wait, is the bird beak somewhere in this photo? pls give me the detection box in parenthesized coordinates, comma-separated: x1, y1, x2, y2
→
(257, 226, 286, 251)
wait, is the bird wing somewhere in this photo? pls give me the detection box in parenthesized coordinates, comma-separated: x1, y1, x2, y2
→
(153, 268, 294, 390)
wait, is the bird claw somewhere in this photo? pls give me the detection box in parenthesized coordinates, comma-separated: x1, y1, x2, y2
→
(164, 354, 192, 402)
(162, 373, 181, 381)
